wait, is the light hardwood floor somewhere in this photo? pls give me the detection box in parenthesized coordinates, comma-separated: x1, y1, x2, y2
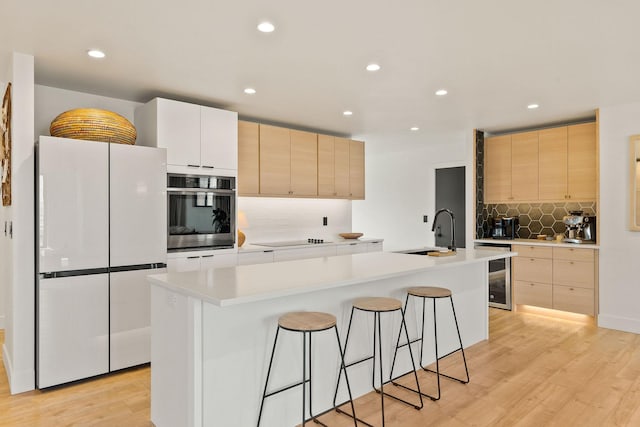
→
(2, 308, 640, 426)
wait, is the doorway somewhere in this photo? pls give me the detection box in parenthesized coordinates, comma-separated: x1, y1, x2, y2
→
(435, 166, 466, 248)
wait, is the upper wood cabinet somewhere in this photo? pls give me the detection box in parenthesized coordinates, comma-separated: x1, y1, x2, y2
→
(484, 123, 596, 203)
(567, 123, 597, 200)
(135, 98, 237, 172)
(239, 121, 365, 199)
(538, 127, 568, 200)
(259, 124, 292, 196)
(290, 130, 318, 196)
(511, 131, 539, 201)
(258, 124, 318, 197)
(349, 140, 365, 199)
(484, 135, 512, 202)
(237, 121, 259, 195)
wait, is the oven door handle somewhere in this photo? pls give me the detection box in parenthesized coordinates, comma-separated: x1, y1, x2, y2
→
(167, 188, 236, 195)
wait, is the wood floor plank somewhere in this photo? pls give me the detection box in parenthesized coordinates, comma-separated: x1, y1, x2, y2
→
(3, 308, 640, 426)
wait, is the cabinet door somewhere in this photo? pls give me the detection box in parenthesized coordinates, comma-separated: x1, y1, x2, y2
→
(511, 131, 538, 200)
(200, 253, 238, 269)
(38, 274, 109, 388)
(553, 285, 594, 315)
(484, 135, 512, 202)
(318, 135, 336, 197)
(334, 137, 350, 197)
(349, 140, 365, 199)
(157, 99, 201, 167)
(553, 259, 595, 289)
(238, 121, 260, 195)
(201, 107, 238, 170)
(237, 251, 275, 265)
(538, 127, 568, 200)
(514, 280, 552, 309)
(167, 256, 201, 272)
(290, 130, 318, 196)
(259, 125, 291, 195)
(513, 256, 552, 283)
(567, 122, 597, 200)
(273, 246, 337, 262)
(336, 242, 368, 255)
(367, 241, 383, 252)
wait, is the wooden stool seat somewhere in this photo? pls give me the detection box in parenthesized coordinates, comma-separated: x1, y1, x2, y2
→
(407, 286, 452, 298)
(278, 311, 337, 332)
(353, 297, 402, 312)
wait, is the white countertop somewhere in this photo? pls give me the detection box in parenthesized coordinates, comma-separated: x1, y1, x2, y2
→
(148, 249, 514, 307)
(238, 237, 383, 253)
(474, 238, 599, 249)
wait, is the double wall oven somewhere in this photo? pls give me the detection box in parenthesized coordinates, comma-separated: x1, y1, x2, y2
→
(167, 173, 236, 252)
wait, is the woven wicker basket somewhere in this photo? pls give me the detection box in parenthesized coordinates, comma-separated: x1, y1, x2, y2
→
(50, 108, 137, 145)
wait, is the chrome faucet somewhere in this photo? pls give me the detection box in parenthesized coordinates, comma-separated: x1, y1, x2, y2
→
(432, 208, 456, 252)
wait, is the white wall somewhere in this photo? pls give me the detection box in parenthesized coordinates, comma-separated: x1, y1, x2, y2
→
(2, 52, 35, 394)
(598, 103, 640, 334)
(237, 197, 351, 243)
(352, 131, 473, 252)
(34, 85, 141, 139)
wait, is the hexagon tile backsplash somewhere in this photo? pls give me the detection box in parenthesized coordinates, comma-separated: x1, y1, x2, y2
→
(479, 201, 597, 239)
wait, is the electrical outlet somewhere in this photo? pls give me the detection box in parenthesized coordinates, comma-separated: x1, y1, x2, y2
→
(423, 215, 429, 223)
(323, 216, 328, 226)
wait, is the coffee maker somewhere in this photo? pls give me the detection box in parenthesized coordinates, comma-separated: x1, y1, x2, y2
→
(489, 216, 519, 239)
(562, 211, 597, 243)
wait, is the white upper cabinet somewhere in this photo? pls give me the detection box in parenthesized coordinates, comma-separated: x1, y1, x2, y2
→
(201, 106, 238, 171)
(136, 98, 238, 173)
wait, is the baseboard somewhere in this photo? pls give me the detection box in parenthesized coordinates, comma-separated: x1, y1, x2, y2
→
(598, 313, 640, 335)
(2, 343, 35, 394)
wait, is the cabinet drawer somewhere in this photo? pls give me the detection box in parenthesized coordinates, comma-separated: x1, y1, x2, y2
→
(553, 247, 595, 262)
(514, 281, 552, 309)
(513, 256, 553, 284)
(512, 245, 553, 259)
(553, 285, 594, 315)
(553, 259, 594, 289)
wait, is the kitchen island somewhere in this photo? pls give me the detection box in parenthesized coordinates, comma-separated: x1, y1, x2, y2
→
(148, 249, 514, 427)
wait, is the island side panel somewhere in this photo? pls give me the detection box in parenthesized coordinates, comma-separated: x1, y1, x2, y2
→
(150, 285, 203, 427)
(200, 261, 487, 427)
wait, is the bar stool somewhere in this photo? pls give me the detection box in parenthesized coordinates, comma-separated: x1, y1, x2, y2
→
(390, 286, 469, 401)
(257, 311, 358, 427)
(334, 297, 423, 427)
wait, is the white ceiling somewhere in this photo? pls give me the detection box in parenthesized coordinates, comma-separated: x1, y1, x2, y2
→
(2, 0, 640, 150)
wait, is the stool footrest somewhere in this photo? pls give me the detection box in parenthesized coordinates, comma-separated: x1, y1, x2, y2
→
(344, 354, 374, 369)
(373, 386, 423, 410)
(335, 407, 375, 427)
(264, 378, 310, 399)
(422, 367, 469, 384)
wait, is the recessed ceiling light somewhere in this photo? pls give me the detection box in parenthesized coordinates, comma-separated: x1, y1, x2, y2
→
(366, 63, 381, 72)
(244, 88, 256, 95)
(435, 89, 448, 96)
(87, 49, 105, 59)
(257, 22, 275, 33)
(343, 111, 353, 116)
(527, 103, 539, 109)
(410, 127, 419, 131)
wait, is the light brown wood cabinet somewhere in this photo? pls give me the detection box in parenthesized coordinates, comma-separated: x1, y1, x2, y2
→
(238, 121, 365, 199)
(258, 125, 318, 197)
(512, 244, 597, 315)
(484, 135, 512, 202)
(238, 121, 260, 195)
(485, 123, 596, 203)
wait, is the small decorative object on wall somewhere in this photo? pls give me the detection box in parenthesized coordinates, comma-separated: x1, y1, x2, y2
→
(1, 82, 12, 206)
(49, 108, 137, 145)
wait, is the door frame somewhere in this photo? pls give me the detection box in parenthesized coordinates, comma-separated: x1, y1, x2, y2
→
(431, 160, 472, 249)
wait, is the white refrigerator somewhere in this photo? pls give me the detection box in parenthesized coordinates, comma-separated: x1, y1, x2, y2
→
(37, 136, 166, 388)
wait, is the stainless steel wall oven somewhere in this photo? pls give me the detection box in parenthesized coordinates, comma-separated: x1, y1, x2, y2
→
(167, 173, 236, 252)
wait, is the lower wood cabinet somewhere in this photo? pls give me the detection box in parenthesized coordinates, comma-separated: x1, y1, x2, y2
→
(512, 245, 597, 315)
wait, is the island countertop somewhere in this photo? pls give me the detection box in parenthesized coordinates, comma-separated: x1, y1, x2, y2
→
(148, 249, 515, 307)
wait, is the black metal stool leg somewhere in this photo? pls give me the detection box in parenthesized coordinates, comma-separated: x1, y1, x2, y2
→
(302, 331, 307, 427)
(431, 297, 441, 400)
(332, 325, 358, 427)
(333, 307, 355, 408)
(257, 326, 281, 427)
(389, 294, 411, 379)
(449, 296, 470, 384)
